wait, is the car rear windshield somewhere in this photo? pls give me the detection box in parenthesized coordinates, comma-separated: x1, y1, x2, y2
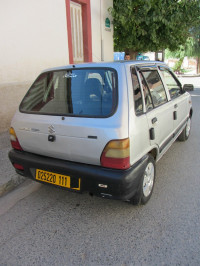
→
(20, 68, 117, 117)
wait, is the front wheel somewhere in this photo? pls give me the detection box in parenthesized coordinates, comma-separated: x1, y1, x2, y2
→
(130, 154, 156, 205)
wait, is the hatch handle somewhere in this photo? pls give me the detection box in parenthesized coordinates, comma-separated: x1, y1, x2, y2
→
(48, 135, 56, 142)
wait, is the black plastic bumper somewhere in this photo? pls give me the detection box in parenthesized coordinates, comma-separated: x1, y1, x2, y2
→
(8, 149, 148, 201)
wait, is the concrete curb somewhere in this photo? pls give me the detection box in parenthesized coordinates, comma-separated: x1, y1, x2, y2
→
(0, 131, 26, 197)
(0, 175, 26, 197)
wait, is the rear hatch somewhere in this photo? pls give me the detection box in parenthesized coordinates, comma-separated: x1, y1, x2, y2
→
(12, 66, 128, 166)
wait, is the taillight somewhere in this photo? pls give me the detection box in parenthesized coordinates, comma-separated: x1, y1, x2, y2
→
(100, 138, 130, 170)
(9, 127, 23, 151)
(13, 163, 24, 170)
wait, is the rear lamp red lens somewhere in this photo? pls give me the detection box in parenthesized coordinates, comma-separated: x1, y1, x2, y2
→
(100, 138, 130, 170)
(13, 163, 24, 170)
(9, 127, 23, 151)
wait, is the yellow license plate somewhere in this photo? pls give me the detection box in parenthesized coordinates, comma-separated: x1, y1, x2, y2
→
(35, 169, 81, 191)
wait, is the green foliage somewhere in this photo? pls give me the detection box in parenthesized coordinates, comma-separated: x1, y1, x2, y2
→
(110, 0, 200, 52)
(165, 27, 200, 72)
(188, 26, 200, 57)
(165, 38, 195, 59)
(173, 57, 184, 72)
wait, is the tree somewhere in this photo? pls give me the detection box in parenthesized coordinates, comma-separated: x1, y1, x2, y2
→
(165, 26, 200, 73)
(109, 0, 200, 55)
(165, 38, 195, 72)
(188, 26, 200, 72)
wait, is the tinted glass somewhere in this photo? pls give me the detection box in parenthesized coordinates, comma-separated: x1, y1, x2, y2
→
(142, 70, 167, 107)
(160, 69, 181, 99)
(132, 68, 143, 115)
(20, 69, 117, 117)
(139, 73, 153, 112)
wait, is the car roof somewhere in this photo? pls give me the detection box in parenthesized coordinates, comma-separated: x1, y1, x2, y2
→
(42, 60, 167, 73)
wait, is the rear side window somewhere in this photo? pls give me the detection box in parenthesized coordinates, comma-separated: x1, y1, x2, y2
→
(139, 73, 153, 112)
(132, 68, 143, 115)
(20, 68, 117, 117)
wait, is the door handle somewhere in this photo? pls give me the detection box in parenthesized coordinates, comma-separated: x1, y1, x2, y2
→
(152, 117, 157, 124)
(173, 111, 177, 120)
(174, 104, 178, 109)
(149, 128, 155, 140)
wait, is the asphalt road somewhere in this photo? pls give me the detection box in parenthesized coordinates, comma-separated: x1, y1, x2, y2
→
(0, 87, 200, 265)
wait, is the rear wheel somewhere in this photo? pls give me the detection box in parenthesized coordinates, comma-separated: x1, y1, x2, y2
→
(130, 154, 155, 205)
(178, 117, 191, 142)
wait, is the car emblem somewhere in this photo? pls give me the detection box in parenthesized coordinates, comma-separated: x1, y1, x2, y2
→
(48, 125, 55, 134)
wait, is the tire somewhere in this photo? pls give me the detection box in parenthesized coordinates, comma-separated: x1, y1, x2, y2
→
(130, 154, 156, 205)
(177, 117, 191, 142)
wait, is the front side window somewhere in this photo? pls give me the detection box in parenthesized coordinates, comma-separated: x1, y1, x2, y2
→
(142, 70, 167, 107)
(160, 68, 181, 99)
(20, 68, 117, 117)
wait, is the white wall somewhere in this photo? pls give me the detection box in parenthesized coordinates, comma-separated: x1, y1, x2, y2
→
(0, 0, 69, 133)
(0, 0, 114, 133)
(0, 0, 69, 84)
(90, 0, 113, 62)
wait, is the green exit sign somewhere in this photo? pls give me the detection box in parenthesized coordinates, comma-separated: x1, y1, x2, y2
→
(105, 18, 110, 28)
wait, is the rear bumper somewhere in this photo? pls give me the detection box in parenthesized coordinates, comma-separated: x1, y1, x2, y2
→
(8, 149, 148, 201)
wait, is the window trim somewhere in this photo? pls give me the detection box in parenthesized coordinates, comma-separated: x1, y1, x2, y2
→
(65, 0, 92, 64)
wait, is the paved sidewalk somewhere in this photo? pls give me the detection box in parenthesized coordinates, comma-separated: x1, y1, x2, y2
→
(0, 131, 25, 197)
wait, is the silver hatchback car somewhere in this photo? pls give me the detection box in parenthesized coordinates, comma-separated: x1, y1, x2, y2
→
(9, 61, 193, 205)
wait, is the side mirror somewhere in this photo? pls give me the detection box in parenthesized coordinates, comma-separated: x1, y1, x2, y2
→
(183, 84, 194, 91)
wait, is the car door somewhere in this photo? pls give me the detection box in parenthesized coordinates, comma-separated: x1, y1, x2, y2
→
(137, 65, 174, 151)
(159, 66, 189, 132)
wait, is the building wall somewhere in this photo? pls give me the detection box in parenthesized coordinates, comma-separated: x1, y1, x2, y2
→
(90, 0, 113, 62)
(0, 0, 69, 133)
(0, 0, 113, 133)
(0, 0, 69, 84)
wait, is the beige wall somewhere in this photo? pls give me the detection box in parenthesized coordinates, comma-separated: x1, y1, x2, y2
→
(0, 82, 32, 133)
(0, 0, 69, 132)
(0, 0, 113, 133)
(0, 0, 69, 84)
(90, 0, 113, 62)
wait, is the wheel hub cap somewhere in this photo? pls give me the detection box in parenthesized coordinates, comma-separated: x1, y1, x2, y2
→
(186, 118, 191, 137)
(143, 162, 155, 197)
